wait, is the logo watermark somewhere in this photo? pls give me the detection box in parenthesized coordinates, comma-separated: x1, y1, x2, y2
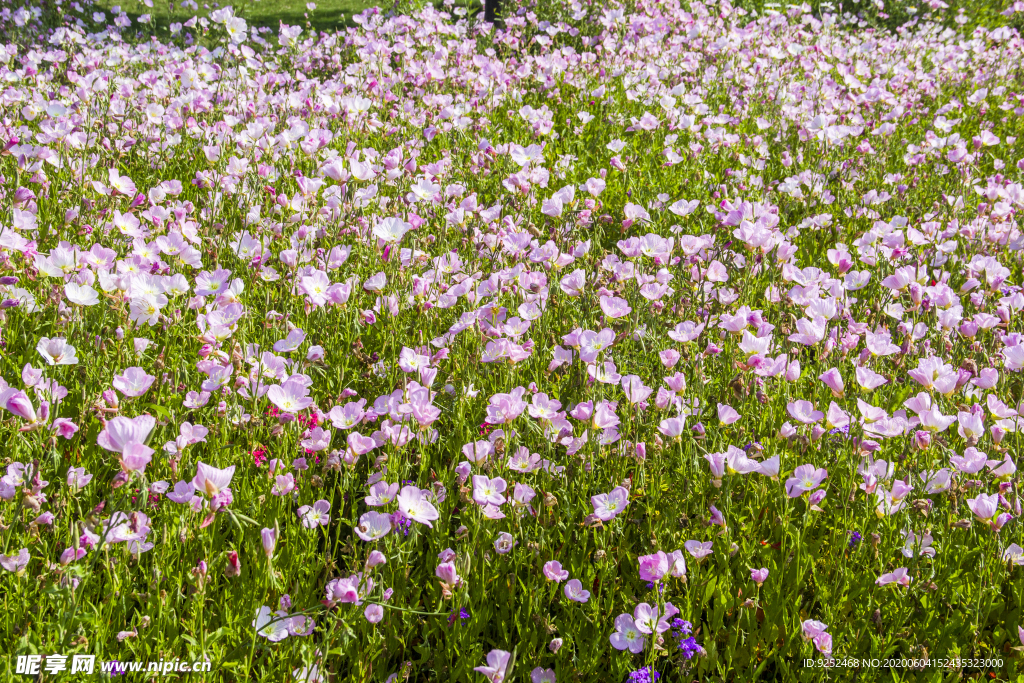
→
(15, 655, 212, 676)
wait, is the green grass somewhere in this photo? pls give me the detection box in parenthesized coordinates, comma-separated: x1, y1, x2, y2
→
(95, 0, 384, 35)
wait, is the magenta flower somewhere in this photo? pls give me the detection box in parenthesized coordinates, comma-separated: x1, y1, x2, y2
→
(112, 367, 156, 398)
(609, 613, 645, 653)
(638, 551, 669, 582)
(750, 568, 769, 586)
(543, 560, 569, 582)
(364, 604, 384, 624)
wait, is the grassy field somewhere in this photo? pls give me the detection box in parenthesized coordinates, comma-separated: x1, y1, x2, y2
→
(94, 0, 383, 34)
(2, 0, 1024, 681)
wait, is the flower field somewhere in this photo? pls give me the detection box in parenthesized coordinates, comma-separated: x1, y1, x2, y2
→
(2, 0, 1024, 680)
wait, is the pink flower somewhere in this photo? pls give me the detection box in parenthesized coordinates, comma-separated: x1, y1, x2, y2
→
(531, 667, 556, 683)
(814, 632, 833, 657)
(0, 548, 29, 574)
(818, 368, 844, 398)
(564, 578, 590, 602)
(659, 349, 680, 368)
(609, 613, 645, 653)
(261, 528, 277, 557)
(968, 493, 1013, 530)
(112, 367, 156, 398)
(355, 512, 392, 541)
(472, 475, 507, 506)
(785, 464, 828, 498)
(638, 551, 669, 582)
(875, 567, 912, 587)
(787, 400, 824, 424)
(324, 573, 369, 607)
(97, 415, 156, 453)
(364, 604, 384, 624)
(599, 295, 632, 319)
(347, 432, 378, 459)
(474, 649, 511, 683)
(667, 550, 687, 577)
(298, 499, 331, 528)
(0, 388, 38, 423)
(120, 441, 154, 474)
(267, 379, 314, 413)
(273, 328, 306, 352)
(717, 403, 741, 425)
(253, 606, 290, 641)
(590, 486, 629, 521)
(620, 375, 652, 404)
(191, 461, 236, 497)
(801, 619, 828, 641)
(750, 568, 769, 586)
(658, 416, 687, 439)
(543, 560, 569, 582)
(684, 540, 713, 562)
(396, 486, 440, 528)
(435, 561, 461, 586)
(51, 418, 79, 439)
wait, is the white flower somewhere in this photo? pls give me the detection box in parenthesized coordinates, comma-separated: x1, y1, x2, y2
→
(36, 337, 78, 366)
(65, 282, 100, 306)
